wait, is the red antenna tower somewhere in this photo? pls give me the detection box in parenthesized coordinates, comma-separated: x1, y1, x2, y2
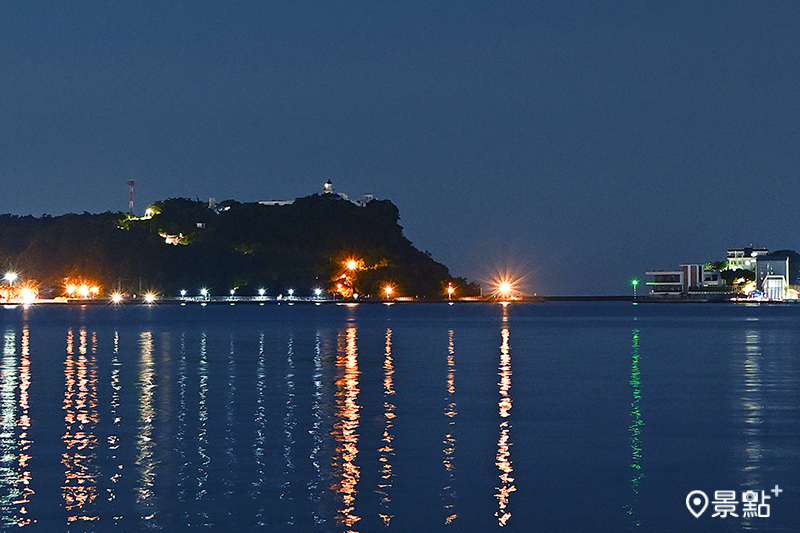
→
(126, 180, 135, 215)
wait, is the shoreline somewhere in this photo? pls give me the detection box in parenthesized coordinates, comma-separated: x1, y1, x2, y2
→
(3, 294, 797, 306)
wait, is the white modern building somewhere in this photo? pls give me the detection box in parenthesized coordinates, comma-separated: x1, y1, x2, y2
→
(755, 254, 789, 300)
(727, 247, 769, 271)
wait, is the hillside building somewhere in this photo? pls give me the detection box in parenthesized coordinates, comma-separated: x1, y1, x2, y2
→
(727, 247, 769, 271)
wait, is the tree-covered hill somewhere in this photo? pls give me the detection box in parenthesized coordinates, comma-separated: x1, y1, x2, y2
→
(0, 195, 479, 299)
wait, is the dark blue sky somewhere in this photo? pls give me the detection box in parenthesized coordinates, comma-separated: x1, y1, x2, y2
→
(3, 2, 799, 295)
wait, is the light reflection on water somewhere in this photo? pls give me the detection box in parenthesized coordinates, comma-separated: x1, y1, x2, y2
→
(442, 329, 457, 525)
(62, 328, 100, 523)
(1, 327, 34, 528)
(136, 331, 156, 522)
(377, 328, 395, 525)
(625, 328, 644, 528)
(0, 303, 797, 531)
(332, 327, 361, 529)
(494, 314, 515, 527)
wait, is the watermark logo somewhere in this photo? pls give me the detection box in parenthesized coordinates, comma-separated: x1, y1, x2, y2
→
(686, 485, 783, 519)
(686, 490, 708, 518)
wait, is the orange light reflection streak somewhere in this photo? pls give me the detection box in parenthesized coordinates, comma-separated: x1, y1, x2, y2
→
(62, 328, 100, 522)
(377, 328, 395, 525)
(332, 327, 361, 528)
(443, 329, 458, 525)
(495, 324, 515, 526)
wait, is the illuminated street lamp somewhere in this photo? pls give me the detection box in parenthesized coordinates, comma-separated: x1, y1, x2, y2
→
(180, 289, 187, 298)
(287, 289, 294, 298)
(200, 288, 209, 300)
(384, 284, 393, 299)
(631, 279, 639, 301)
(258, 288, 266, 297)
(4, 272, 18, 293)
(314, 288, 322, 298)
(447, 282, 455, 300)
(498, 281, 512, 300)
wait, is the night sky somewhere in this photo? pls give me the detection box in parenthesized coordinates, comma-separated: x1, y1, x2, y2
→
(3, 2, 799, 295)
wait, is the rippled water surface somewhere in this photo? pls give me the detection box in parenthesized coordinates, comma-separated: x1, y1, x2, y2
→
(0, 301, 798, 532)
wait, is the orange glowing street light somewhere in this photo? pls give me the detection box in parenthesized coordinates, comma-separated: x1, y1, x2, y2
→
(384, 284, 394, 298)
(447, 282, 455, 300)
(491, 273, 522, 301)
(499, 281, 512, 298)
(344, 257, 364, 272)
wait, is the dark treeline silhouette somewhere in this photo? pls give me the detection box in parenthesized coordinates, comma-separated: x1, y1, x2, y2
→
(0, 195, 480, 299)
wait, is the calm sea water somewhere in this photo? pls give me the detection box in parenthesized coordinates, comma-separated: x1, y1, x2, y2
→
(0, 301, 798, 532)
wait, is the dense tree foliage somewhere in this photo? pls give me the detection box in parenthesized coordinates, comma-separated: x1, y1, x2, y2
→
(0, 196, 480, 299)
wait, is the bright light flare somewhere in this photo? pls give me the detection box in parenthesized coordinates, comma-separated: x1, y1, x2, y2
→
(19, 287, 37, 304)
(111, 293, 123, 304)
(79, 285, 91, 298)
(383, 284, 394, 298)
(344, 258, 363, 271)
(143, 293, 156, 303)
(491, 274, 523, 301)
(3, 272, 18, 284)
(447, 282, 455, 300)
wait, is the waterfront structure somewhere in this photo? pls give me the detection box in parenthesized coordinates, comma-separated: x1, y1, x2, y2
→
(645, 264, 708, 296)
(755, 254, 789, 299)
(726, 247, 769, 270)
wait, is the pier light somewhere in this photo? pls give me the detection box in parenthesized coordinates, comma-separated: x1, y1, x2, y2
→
(180, 289, 187, 297)
(314, 288, 322, 297)
(3, 272, 18, 285)
(346, 259, 360, 271)
(20, 287, 36, 304)
(498, 282, 512, 299)
(631, 279, 639, 301)
(144, 292, 156, 303)
(287, 289, 294, 297)
(111, 293, 123, 304)
(384, 284, 393, 298)
(447, 282, 455, 300)
(491, 274, 521, 301)
(230, 289, 236, 296)
(258, 288, 266, 297)
(79, 285, 91, 298)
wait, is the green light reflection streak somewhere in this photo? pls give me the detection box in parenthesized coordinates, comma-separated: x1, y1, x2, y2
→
(625, 328, 644, 527)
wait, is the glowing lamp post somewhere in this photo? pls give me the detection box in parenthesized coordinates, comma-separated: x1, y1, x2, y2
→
(498, 282, 512, 301)
(631, 279, 639, 301)
(447, 282, 455, 300)
(384, 284, 393, 299)
(4, 272, 18, 286)
(3, 272, 18, 302)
